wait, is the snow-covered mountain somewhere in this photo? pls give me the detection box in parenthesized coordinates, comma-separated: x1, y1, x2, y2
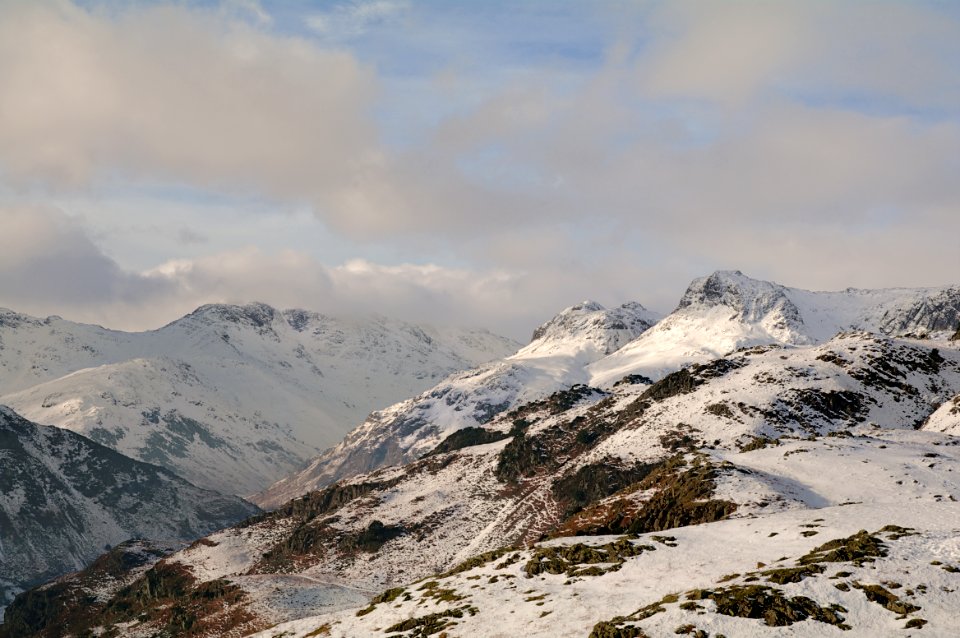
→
(0, 407, 258, 614)
(5, 272, 960, 637)
(256, 272, 960, 508)
(11, 318, 960, 636)
(255, 300, 660, 507)
(589, 270, 960, 386)
(0, 304, 517, 495)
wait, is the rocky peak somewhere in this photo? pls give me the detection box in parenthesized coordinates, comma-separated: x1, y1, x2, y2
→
(677, 270, 804, 329)
(529, 300, 658, 355)
(0, 309, 44, 330)
(530, 301, 604, 342)
(182, 302, 279, 330)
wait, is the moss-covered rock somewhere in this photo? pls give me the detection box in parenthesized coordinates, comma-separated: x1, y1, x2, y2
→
(705, 402, 736, 419)
(691, 585, 849, 629)
(523, 538, 653, 577)
(440, 547, 517, 577)
(761, 564, 825, 585)
(422, 427, 510, 457)
(0, 541, 171, 638)
(241, 476, 402, 529)
(553, 456, 737, 537)
(799, 530, 887, 566)
(854, 583, 921, 615)
(551, 460, 657, 519)
(384, 606, 468, 635)
(495, 396, 621, 485)
(738, 436, 779, 452)
(588, 621, 649, 638)
(495, 430, 552, 483)
(355, 586, 407, 616)
(97, 562, 252, 637)
(339, 520, 406, 554)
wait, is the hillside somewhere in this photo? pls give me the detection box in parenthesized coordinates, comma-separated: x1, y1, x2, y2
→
(0, 407, 258, 614)
(4, 272, 959, 637)
(257, 272, 960, 507)
(6, 328, 958, 636)
(0, 303, 517, 495)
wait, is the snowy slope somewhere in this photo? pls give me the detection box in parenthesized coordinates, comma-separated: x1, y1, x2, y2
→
(258, 271, 960, 508)
(259, 489, 960, 637)
(254, 301, 660, 507)
(0, 407, 258, 614)
(11, 326, 960, 637)
(924, 392, 960, 434)
(589, 270, 960, 386)
(5, 274, 959, 637)
(0, 304, 517, 494)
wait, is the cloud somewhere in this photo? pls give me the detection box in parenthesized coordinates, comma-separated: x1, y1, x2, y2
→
(635, 1, 960, 110)
(306, 1, 411, 38)
(4, 1, 956, 242)
(0, 206, 577, 339)
(639, 1, 811, 106)
(133, 250, 623, 341)
(0, 1, 541, 239)
(1, 1, 958, 335)
(177, 227, 209, 245)
(221, 0, 272, 26)
(0, 1, 379, 213)
(0, 206, 173, 308)
(2, 200, 957, 344)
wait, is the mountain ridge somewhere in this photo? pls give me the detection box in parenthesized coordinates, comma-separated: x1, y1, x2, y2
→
(8, 325, 959, 636)
(0, 302, 518, 495)
(5, 272, 960, 636)
(258, 271, 960, 507)
(254, 300, 660, 507)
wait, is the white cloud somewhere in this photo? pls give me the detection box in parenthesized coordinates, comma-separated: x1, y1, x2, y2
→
(306, 1, 411, 38)
(221, 0, 272, 26)
(0, 206, 173, 308)
(136, 249, 603, 341)
(633, 1, 960, 109)
(0, 1, 379, 213)
(1, 1, 958, 336)
(639, 2, 811, 105)
(0, 206, 569, 339)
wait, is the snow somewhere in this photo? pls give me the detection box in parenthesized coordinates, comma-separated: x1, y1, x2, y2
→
(589, 271, 960, 388)
(924, 393, 960, 434)
(6, 272, 960, 636)
(249, 440, 960, 637)
(255, 301, 659, 507)
(261, 273, 960, 508)
(0, 303, 517, 495)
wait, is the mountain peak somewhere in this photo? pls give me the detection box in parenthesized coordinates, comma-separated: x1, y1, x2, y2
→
(680, 270, 778, 306)
(527, 300, 659, 355)
(677, 270, 803, 329)
(184, 302, 279, 329)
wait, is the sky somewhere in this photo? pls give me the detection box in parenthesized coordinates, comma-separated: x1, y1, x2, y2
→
(1, 0, 958, 341)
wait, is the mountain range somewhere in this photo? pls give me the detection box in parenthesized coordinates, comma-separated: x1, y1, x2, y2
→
(0, 303, 517, 495)
(2, 271, 960, 637)
(256, 270, 960, 508)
